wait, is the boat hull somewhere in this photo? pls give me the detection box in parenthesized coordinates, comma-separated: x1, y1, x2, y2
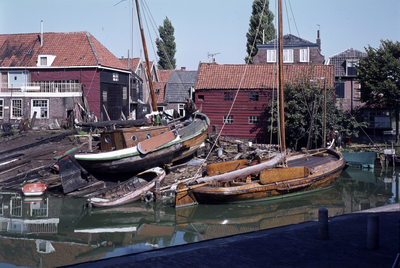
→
(177, 149, 345, 206)
(89, 167, 166, 207)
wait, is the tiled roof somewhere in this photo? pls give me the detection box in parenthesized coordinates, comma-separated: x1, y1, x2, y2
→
(264, 34, 315, 46)
(158, 70, 173, 82)
(0, 32, 129, 70)
(165, 71, 198, 102)
(120, 57, 140, 71)
(153, 81, 166, 103)
(196, 63, 333, 90)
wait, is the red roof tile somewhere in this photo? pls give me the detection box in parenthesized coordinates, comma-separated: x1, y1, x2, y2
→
(120, 57, 140, 71)
(196, 63, 334, 90)
(0, 32, 128, 70)
(157, 70, 173, 82)
(153, 81, 166, 103)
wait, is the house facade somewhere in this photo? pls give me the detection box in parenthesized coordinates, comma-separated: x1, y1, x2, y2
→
(164, 69, 198, 117)
(327, 47, 367, 113)
(0, 31, 132, 129)
(195, 63, 334, 142)
(253, 32, 324, 65)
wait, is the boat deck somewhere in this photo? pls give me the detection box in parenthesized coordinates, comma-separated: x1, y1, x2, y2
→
(286, 152, 339, 170)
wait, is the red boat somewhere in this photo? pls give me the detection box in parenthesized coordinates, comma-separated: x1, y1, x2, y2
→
(22, 183, 47, 196)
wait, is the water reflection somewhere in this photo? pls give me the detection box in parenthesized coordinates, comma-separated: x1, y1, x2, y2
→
(0, 167, 397, 268)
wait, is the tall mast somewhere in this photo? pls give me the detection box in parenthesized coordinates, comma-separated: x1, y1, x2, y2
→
(278, 0, 286, 153)
(135, 0, 158, 113)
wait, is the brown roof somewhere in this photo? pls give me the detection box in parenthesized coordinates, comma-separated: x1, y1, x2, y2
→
(120, 57, 140, 71)
(0, 32, 128, 70)
(196, 63, 334, 90)
(157, 70, 173, 82)
(153, 81, 166, 103)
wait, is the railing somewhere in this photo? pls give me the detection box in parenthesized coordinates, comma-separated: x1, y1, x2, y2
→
(0, 82, 81, 93)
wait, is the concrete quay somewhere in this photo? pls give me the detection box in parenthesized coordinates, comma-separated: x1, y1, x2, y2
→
(63, 204, 399, 268)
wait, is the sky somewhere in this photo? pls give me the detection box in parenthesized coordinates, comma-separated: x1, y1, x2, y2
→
(0, 0, 399, 70)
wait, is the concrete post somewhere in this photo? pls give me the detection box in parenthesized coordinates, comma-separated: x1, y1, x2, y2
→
(318, 208, 329, 240)
(367, 215, 379, 249)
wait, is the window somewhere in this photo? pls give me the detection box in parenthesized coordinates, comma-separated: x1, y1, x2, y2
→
(283, 49, 293, 63)
(223, 115, 233, 124)
(102, 91, 107, 102)
(178, 104, 185, 117)
(123, 87, 127, 99)
(32, 99, 48, 118)
(40, 56, 47, 66)
(198, 95, 204, 101)
(224, 92, 233, 101)
(0, 99, 3, 118)
(113, 73, 119, 81)
(300, 48, 309, 62)
(249, 116, 260, 124)
(11, 197, 22, 217)
(335, 82, 345, 99)
(11, 99, 22, 118)
(249, 92, 259, 101)
(267, 50, 276, 62)
(346, 60, 358, 76)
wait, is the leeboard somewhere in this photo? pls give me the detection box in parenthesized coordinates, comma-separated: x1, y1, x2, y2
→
(138, 130, 178, 154)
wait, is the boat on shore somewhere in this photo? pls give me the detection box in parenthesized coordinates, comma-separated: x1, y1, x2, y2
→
(174, 0, 345, 208)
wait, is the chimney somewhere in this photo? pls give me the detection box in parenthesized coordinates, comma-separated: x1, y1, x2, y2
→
(40, 20, 43, 48)
(181, 67, 186, 71)
(316, 30, 321, 52)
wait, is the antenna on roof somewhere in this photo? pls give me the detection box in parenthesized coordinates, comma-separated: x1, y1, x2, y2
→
(207, 52, 220, 63)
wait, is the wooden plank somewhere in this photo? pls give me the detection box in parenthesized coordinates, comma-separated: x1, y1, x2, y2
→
(206, 159, 248, 176)
(138, 130, 178, 154)
(175, 183, 198, 208)
(260, 166, 310, 185)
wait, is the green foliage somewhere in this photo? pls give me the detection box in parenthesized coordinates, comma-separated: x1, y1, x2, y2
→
(156, 17, 177, 70)
(245, 0, 275, 64)
(268, 67, 367, 150)
(357, 40, 400, 141)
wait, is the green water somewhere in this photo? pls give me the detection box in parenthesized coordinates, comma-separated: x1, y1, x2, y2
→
(0, 166, 397, 268)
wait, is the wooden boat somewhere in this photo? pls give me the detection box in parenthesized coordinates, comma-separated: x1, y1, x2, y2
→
(88, 167, 165, 207)
(74, 0, 209, 175)
(22, 183, 47, 196)
(341, 151, 376, 168)
(74, 112, 209, 174)
(175, 0, 345, 207)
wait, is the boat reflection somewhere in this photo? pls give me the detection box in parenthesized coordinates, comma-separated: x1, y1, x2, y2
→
(0, 166, 397, 268)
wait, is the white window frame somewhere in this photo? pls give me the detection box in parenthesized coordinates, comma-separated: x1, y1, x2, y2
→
(0, 98, 3, 119)
(223, 115, 233, 124)
(300, 48, 309, 62)
(267, 50, 276, 62)
(178, 104, 185, 117)
(11, 99, 23, 119)
(113, 73, 119, 81)
(37, 54, 56, 67)
(283, 49, 293, 63)
(31, 99, 49, 119)
(249, 116, 260, 124)
(123, 87, 127, 99)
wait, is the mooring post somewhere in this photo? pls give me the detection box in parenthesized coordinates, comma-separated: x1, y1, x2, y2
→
(318, 208, 329, 240)
(367, 214, 379, 249)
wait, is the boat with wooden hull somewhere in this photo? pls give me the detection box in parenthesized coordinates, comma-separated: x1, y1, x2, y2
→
(74, 112, 209, 174)
(176, 148, 345, 207)
(88, 167, 165, 207)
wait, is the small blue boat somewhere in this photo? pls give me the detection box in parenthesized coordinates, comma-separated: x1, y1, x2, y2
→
(341, 152, 376, 168)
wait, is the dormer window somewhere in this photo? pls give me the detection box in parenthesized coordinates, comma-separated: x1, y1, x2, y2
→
(40, 57, 47, 66)
(37, 54, 56, 67)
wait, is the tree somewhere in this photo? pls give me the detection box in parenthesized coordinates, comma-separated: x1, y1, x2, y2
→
(156, 17, 176, 70)
(264, 68, 366, 150)
(357, 40, 400, 142)
(245, 0, 275, 64)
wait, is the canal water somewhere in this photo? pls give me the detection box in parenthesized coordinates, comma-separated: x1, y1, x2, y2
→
(0, 166, 398, 268)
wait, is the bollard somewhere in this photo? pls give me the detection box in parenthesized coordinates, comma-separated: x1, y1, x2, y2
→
(318, 208, 329, 240)
(367, 215, 379, 249)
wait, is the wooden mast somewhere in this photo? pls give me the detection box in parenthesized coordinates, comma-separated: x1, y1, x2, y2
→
(278, 0, 286, 153)
(135, 0, 158, 114)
